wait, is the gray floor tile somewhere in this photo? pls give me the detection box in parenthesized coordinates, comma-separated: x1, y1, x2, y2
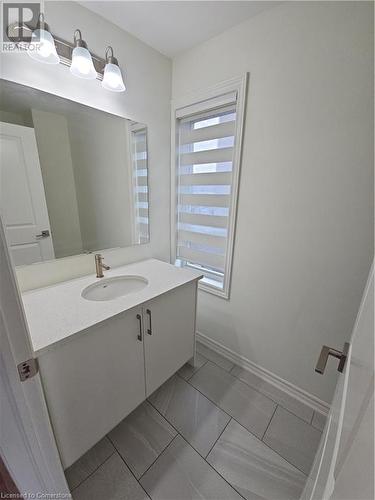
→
(231, 366, 314, 423)
(65, 437, 115, 490)
(189, 362, 276, 439)
(178, 352, 207, 380)
(148, 374, 230, 457)
(207, 419, 306, 500)
(311, 411, 327, 431)
(72, 453, 148, 500)
(196, 342, 234, 372)
(108, 401, 176, 479)
(263, 406, 322, 475)
(140, 435, 242, 500)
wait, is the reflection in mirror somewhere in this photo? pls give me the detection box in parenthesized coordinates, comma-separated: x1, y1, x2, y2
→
(0, 79, 149, 267)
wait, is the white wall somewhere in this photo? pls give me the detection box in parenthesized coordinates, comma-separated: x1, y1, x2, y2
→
(67, 112, 133, 251)
(1, 0, 171, 290)
(31, 109, 83, 258)
(172, 1, 374, 402)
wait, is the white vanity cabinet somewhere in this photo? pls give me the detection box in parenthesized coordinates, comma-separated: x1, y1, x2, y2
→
(142, 281, 196, 396)
(36, 276, 199, 469)
(38, 307, 146, 469)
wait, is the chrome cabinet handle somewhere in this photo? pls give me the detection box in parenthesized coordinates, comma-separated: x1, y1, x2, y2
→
(36, 230, 50, 239)
(315, 342, 350, 374)
(136, 314, 143, 342)
(146, 309, 152, 335)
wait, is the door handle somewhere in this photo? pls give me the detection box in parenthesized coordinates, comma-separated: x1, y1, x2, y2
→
(36, 230, 50, 239)
(146, 309, 152, 335)
(315, 342, 350, 374)
(136, 313, 143, 342)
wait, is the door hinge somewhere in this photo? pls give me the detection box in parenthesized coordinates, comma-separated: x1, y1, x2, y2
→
(17, 358, 39, 381)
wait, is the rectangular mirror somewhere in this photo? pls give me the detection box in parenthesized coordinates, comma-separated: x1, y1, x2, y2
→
(0, 79, 150, 267)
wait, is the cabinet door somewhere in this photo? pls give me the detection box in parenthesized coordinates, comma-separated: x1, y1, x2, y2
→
(144, 281, 197, 396)
(38, 307, 146, 468)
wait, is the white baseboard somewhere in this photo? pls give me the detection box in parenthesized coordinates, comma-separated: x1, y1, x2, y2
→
(196, 331, 330, 416)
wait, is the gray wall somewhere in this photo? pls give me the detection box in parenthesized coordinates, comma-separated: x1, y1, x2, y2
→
(172, 1, 374, 402)
(31, 109, 83, 258)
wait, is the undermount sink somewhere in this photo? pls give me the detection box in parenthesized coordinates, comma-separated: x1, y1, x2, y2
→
(82, 275, 148, 301)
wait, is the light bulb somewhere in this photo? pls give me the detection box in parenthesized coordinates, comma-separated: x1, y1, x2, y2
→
(70, 46, 97, 80)
(102, 63, 126, 92)
(102, 47, 125, 92)
(27, 28, 60, 64)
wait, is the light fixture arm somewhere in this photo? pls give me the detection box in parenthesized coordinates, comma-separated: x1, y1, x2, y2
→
(73, 29, 89, 49)
(36, 12, 49, 31)
(105, 46, 119, 66)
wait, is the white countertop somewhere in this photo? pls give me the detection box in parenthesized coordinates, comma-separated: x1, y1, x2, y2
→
(22, 259, 202, 356)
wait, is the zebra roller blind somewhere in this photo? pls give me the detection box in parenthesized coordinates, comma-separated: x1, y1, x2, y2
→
(175, 92, 238, 291)
(130, 124, 149, 244)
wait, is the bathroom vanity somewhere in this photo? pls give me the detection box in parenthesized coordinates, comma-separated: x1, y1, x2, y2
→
(22, 259, 202, 468)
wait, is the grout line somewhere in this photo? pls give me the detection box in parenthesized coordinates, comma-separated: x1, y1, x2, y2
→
(261, 404, 278, 441)
(200, 345, 320, 427)
(204, 418, 232, 459)
(146, 395, 248, 498)
(72, 348, 311, 497)
(70, 450, 116, 492)
(204, 359, 318, 428)
(177, 358, 208, 382)
(310, 410, 315, 425)
(189, 360, 276, 409)
(171, 430, 248, 500)
(107, 434, 152, 499)
(224, 362, 315, 425)
(138, 434, 178, 481)
(229, 364, 237, 374)
(146, 398, 208, 460)
(149, 377, 308, 479)
(196, 345, 235, 373)
(183, 367, 309, 477)
(176, 432, 248, 500)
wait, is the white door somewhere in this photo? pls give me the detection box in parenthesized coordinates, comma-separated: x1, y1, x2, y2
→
(0, 219, 69, 495)
(301, 263, 374, 500)
(144, 281, 197, 396)
(0, 122, 54, 265)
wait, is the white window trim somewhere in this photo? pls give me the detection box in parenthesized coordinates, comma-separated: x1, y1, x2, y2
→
(171, 74, 248, 299)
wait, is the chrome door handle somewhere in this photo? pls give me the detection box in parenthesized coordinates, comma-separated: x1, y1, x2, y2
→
(36, 230, 50, 239)
(146, 309, 152, 335)
(136, 314, 143, 342)
(315, 342, 350, 374)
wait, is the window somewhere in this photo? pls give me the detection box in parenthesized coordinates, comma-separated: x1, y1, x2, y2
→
(172, 76, 247, 298)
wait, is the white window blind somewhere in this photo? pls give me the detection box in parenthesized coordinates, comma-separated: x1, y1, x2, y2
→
(130, 125, 149, 244)
(175, 93, 238, 291)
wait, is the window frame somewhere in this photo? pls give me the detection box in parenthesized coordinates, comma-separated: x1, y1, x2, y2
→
(171, 74, 248, 299)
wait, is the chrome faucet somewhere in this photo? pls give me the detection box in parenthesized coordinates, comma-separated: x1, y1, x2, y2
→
(95, 254, 110, 278)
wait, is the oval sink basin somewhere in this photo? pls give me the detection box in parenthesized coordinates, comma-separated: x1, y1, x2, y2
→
(82, 275, 148, 301)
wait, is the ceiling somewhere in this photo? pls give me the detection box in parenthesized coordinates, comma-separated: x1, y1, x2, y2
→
(81, 1, 280, 57)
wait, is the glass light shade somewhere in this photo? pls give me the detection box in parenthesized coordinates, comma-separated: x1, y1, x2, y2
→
(102, 63, 126, 92)
(27, 29, 60, 64)
(70, 46, 97, 80)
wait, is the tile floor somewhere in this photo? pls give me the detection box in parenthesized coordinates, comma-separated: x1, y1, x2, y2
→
(66, 343, 326, 500)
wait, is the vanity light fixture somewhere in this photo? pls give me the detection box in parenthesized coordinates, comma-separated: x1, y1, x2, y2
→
(10, 15, 126, 92)
(70, 29, 97, 80)
(102, 46, 126, 92)
(27, 13, 60, 64)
